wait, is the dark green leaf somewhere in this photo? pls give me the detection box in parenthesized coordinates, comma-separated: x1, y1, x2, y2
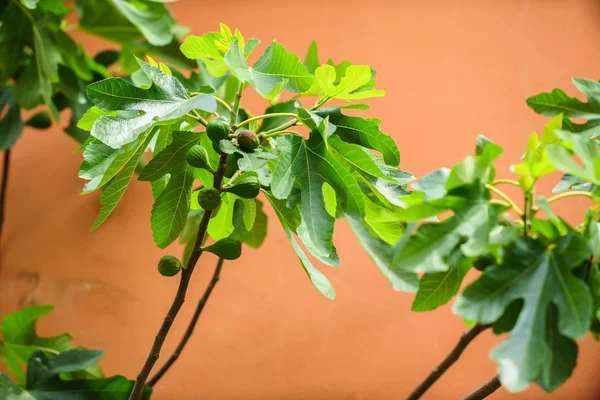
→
(0, 85, 24, 150)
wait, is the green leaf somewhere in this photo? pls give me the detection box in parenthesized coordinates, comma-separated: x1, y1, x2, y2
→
(303, 40, 319, 74)
(225, 40, 315, 100)
(309, 64, 384, 101)
(314, 107, 400, 166)
(546, 131, 600, 186)
(526, 78, 600, 120)
(453, 235, 593, 392)
(33, 23, 61, 120)
(0, 305, 101, 385)
(91, 131, 154, 229)
(76, 0, 176, 47)
(412, 252, 471, 312)
(79, 128, 153, 194)
(207, 192, 236, 241)
(25, 112, 52, 130)
(232, 198, 267, 248)
(271, 132, 364, 264)
(394, 185, 504, 273)
(181, 24, 254, 77)
(0, 85, 24, 150)
(283, 228, 336, 300)
(348, 217, 418, 292)
(86, 59, 216, 148)
(0, 3, 30, 86)
(203, 238, 242, 260)
(140, 130, 198, 248)
(219, 140, 277, 171)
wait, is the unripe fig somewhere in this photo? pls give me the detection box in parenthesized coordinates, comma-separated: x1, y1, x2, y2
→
(203, 238, 242, 260)
(186, 145, 210, 169)
(224, 174, 260, 198)
(158, 255, 182, 277)
(197, 187, 221, 210)
(237, 130, 260, 151)
(473, 254, 496, 271)
(207, 117, 230, 144)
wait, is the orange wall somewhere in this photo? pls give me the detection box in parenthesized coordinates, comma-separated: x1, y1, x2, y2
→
(2, 0, 600, 399)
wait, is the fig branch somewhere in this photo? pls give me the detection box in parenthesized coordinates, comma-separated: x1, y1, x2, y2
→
(461, 375, 501, 400)
(547, 190, 593, 203)
(128, 150, 229, 400)
(406, 323, 492, 400)
(147, 257, 225, 386)
(485, 184, 522, 216)
(0, 149, 10, 247)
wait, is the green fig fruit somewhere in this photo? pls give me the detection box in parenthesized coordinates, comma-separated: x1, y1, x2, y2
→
(197, 187, 221, 210)
(186, 145, 211, 169)
(224, 174, 260, 198)
(203, 238, 242, 260)
(158, 255, 182, 277)
(207, 117, 230, 144)
(237, 130, 260, 151)
(473, 254, 497, 271)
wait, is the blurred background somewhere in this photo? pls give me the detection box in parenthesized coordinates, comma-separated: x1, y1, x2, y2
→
(2, 0, 600, 398)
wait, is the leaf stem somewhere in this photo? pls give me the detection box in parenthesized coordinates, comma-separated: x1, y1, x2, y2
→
(461, 375, 501, 400)
(261, 119, 300, 136)
(485, 184, 522, 216)
(186, 111, 208, 127)
(128, 152, 229, 400)
(492, 179, 520, 188)
(231, 82, 246, 124)
(211, 96, 233, 115)
(547, 190, 593, 204)
(147, 258, 225, 387)
(0, 149, 10, 248)
(236, 113, 298, 129)
(262, 130, 302, 140)
(406, 323, 492, 400)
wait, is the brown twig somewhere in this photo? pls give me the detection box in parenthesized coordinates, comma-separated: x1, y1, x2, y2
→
(147, 257, 225, 387)
(128, 152, 228, 400)
(406, 323, 492, 400)
(461, 375, 501, 400)
(0, 149, 10, 247)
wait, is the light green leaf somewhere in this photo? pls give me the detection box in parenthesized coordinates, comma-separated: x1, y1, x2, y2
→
(87, 59, 215, 148)
(283, 228, 336, 300)
(311, 64, 384, 101)
(225, 40, 314, 99)
(348, 217, 418, 292)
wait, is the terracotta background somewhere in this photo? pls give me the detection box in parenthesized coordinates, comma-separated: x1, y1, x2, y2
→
(2, 0, 600, 398)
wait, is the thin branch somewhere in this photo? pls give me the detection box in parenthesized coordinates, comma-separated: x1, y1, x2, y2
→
(148, 258, 225, 387)
(0, 149, 10, 246)
(547, 190, 593, 204)
(461, 375, 501, 400)
(231, 82, 245, 124)
(261, 119, 300, 136)
(211, 96, 233, 115)
(406, 323, 492, 400)
(236, 113, 298, 129)
(485, 184, 523, 216)
(492, 179, 520, 188)
(128, 152, 229, 400)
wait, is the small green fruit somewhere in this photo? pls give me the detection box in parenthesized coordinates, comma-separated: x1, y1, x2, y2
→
(237, 130, 260, 151)
(197, 187, 221, 210)
(158, 255, 182, 277)
(203, 238, 242, 260)
(186, 145, 210, 169)
(207, 118, 230, 144)
(224, 174, 260, 198)
(473, 254, 496, 271)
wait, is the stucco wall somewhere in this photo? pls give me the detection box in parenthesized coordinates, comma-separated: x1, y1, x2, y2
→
(2, 0, 600, 398)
